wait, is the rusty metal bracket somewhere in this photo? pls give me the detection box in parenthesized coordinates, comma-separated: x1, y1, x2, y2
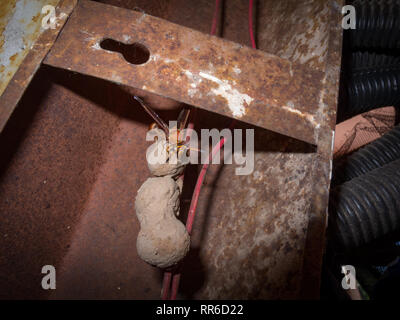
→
(44, 0, 325, 145)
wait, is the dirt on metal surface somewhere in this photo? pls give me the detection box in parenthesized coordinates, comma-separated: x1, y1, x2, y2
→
(0, 66, 122, 298)
(0, 0, 342, 299)
(172, 0, 342, 299)
(44, 0, 326, 145)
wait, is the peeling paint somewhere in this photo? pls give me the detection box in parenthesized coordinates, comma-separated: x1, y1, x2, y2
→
(199, 71, 252, 117)
(233, 66, 241, 74)
(91, 42, 101, 50)
(43, 0, 326, 145)
(282, 101, 320, 128)
(0, 0, 60, 96)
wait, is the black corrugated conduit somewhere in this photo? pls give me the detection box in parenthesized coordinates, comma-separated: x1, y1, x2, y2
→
(332, 125, 400, 186)
(350, 0, 400, 49)
(338, 54, 400, 121)
(329, 159, 400, 250)
(351, 52, 400, 73)
(327, 0, 400, 292)
(345, 67, 400, 118)
(337, 0, 400, 121)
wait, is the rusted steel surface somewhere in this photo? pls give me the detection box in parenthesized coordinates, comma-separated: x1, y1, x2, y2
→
(44, 0, 326, 145)
(0, 64, 180, 299)
(0, 0, 341, 300)
(0, 66, 123, 298)
(0, 0, 60, 96)
(0, 0, 77, 134)
(183, 123, 315, 299)
(298, 0, 343, 298)
(176, 0, 342, 299)
(254, 0, 343, 298)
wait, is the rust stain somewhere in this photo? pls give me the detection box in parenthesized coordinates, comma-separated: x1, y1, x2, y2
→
(0, 0, 61, 97)
(0, 0, 17, 54)
(44, 0, 325, 145)
(32, 12, 41, 23)
(9, 52, 17, 62)
(0, 0, 342, 300)
(0, 0, 17, 22)
(0, 0, 77, 133)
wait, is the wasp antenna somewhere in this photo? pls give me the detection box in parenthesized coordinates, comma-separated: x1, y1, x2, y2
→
(134, 96, 169, 135)
(177, 107, 191, 131)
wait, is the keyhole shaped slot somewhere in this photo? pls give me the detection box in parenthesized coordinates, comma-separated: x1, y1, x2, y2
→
(99, 38, 150, 65)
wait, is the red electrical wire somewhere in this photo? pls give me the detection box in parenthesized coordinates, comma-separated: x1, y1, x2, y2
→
(161, 121, 195, 300)
(161, 271, 172, 300)
(169, 136, 228, 299)
(161, 0, 221, 300)
(163, 0, 257, 300)
(169, 268, 182, 300)
(210, 0, 220, 36)
(188, 136, 229, 234)
(249, 0, 256, 49)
